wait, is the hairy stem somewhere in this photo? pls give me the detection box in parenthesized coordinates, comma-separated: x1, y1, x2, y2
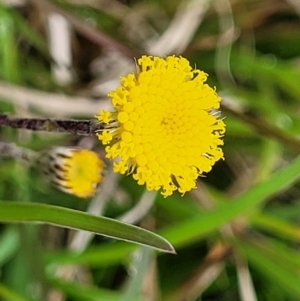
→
(0, 114, 104, 136)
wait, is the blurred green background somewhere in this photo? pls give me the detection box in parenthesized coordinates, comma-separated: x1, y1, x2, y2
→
(1, 0, 300, 300)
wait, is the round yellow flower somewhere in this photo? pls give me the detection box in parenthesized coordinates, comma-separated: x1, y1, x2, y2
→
(42, 147, 105, 198)
(97, 55, 225, 197)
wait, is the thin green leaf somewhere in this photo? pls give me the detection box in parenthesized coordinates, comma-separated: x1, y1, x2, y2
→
(49, 277, 120, 301)
(45, 242, 135, 266)
(252, 213, 300, 242)
(0, 283, 32, 301)
(0, 7, 20, 83)
(0, 226, 19, 265)
(161, 155, 300, 248)
(0, 202, 175, 253)
(255, 236, 300, 272)
(9, 13, 49, 59)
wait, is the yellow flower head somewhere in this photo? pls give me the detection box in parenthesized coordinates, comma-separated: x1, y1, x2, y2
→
(42, 147, 105, 198)
(96, 55, 225, 197)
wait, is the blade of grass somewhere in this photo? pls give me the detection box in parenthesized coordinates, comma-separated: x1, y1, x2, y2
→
(0, 226, 19, 265)
(8, 9, 49, 58)
(0, 6, 20, 84)
(255, 236, 300, 271)
(0, 283, 32, 301)
(49, 277, 120, 301)
(0, 201, 174, 253)
(161, 155, 300, 247)
(251, 213, 300, 242)
(45, 242, 135, 266)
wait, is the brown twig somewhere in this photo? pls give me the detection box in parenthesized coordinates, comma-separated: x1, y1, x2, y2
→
(0, 114, 104, 136)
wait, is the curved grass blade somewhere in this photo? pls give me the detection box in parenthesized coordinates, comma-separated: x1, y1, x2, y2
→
(0, 282, 31, 301)
(49, 277, 120, 301)
(0, 202, 175, 254)
(45, 242, 135, 266)
(252, 213, 300, 242)
(161, 155, 300, 248)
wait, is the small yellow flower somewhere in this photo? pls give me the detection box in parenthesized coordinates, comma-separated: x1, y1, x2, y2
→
(96, 55, 225, 197)
(42, 147, 105, 198)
